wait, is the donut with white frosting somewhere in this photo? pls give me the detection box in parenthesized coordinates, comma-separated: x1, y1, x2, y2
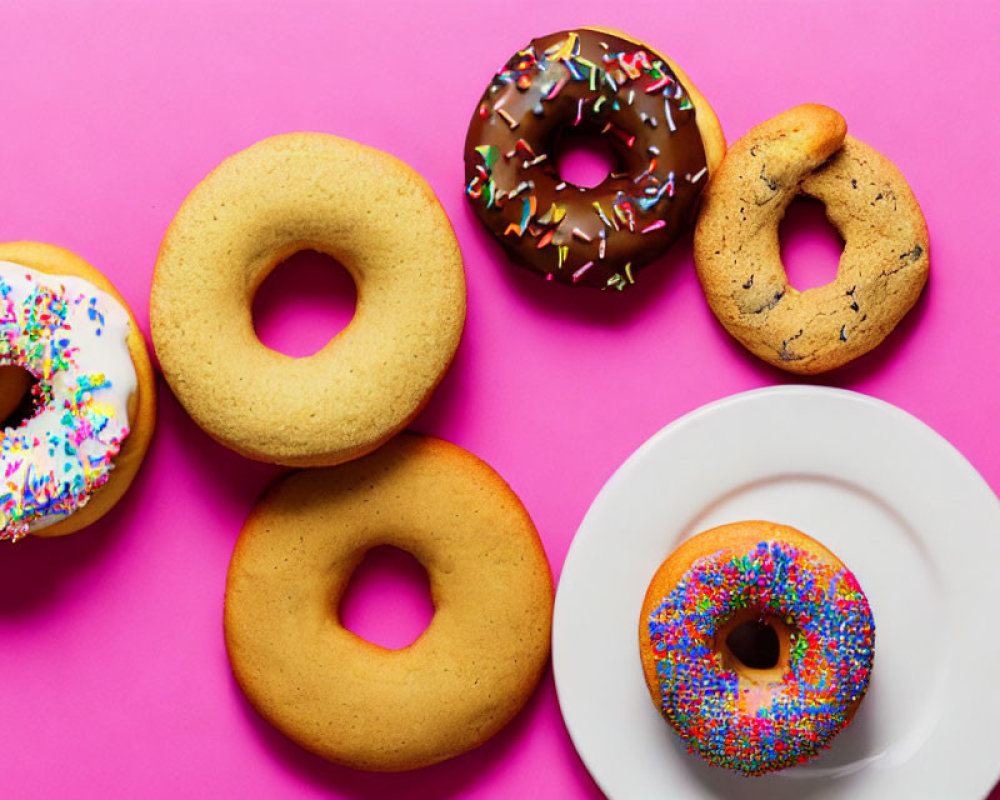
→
(0, 242, 155, 541)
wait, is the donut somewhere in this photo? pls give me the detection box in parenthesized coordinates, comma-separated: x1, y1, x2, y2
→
(151, 134, 466, 467)
(694, 104, 929, 374)
(464, 27, 725, 290)
(638, 521, 875, 775)
(225, 433, 553, 771)
(0, 242, 155, 541)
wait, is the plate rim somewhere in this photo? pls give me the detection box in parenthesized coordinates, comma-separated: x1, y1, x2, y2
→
(552, 385, 1000, 800)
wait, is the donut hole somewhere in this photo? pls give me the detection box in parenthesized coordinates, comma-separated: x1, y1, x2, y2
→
(725, 620, 780, 671)
(555, 131, 620, 189)
(252, 250, 357, 357)
(779, 196, 845, 291)
(338, 545, 434, 650)
(0, 365, 40, 429)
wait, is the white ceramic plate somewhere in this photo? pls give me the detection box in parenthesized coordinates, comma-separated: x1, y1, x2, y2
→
(553, 386, 1000, 800)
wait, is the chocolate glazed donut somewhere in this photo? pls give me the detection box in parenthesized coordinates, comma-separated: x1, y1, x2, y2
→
(464, 28, 724, 291)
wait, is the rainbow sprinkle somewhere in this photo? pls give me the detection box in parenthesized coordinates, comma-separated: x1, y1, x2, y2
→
(463, 29, 708, 290)
(647, 541, 875, 775)
(0, 272, 133, 541)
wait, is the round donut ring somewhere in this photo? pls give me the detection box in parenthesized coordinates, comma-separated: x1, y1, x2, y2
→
(464, 27, 724, 291)
(694, 104, 929, 374)
(639, 521, 875, 775)
(0, 242, 156, 540)
(151, 134, 466, 466)
(224, 434, 554, 772)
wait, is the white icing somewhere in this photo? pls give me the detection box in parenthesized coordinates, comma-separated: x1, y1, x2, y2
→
(0, 261, 136, 538)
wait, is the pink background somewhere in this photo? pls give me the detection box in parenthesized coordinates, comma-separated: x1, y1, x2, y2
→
(1, 1, 998, 797)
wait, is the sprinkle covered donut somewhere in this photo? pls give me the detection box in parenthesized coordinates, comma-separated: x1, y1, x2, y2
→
(0, 242, 155, 541)
(694, 104, 929, 373)
(639, 521, 875, 775)
(464, 27, 724, 291)
(151, 133, 465, 467)
(225, 434, 554, 771)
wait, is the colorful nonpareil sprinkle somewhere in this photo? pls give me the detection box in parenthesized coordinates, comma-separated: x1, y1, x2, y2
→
(463, 29, 708, 290)
(0, 264, 136, 541)
(647, 541, 875, 775)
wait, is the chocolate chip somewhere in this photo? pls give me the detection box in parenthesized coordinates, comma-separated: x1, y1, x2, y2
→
(759, 166, 777, 191)
(751, 291, 785, 314)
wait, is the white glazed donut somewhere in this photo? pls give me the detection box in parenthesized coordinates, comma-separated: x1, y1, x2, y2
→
(0, 245, 154, 541)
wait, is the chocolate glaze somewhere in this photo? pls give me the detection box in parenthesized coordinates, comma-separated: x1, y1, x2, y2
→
(464, 29, 709, 291)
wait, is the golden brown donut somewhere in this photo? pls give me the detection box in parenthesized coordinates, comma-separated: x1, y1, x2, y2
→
(639, 520, 875, 775)
(694, 104, 929, 374)
(0, 242, 155, 540)
(225, 433, 554, 771)
(151, 133, 466, 467)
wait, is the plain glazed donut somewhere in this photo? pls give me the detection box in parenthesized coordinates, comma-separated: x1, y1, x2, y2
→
(0, 242, 156, 541)
(224, 433, 554, 771)
(465, 27, 724, 290)
(694, 104, 929, 374)
(639, 521, 875, 775)
(151, 133, 466, 467)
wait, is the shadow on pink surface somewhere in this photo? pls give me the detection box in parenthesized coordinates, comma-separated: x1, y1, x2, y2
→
(462, 201, 695, 328)
(231, 667, 605, 800)
(408, 305, 473, 443)
(700, 277, 932, 390)
(155, 377, 281, 526)
(462, 173, 931, 389)
(0, 505, 126, 614)
(0, 375, 279, 613)
(0, 404, 160, 615)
